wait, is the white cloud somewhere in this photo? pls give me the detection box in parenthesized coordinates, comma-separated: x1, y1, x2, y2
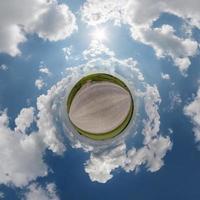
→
(85, 143, 127, 183)
(24, 183, 59, 200)
(81, 0, 124, 26)
(174, 58, 191, 74)
(15, 107, 34, 133)
(184, 87, 200, 143)
(142, 85, 161, 144)
(0, 74, 71, 187)
(83, 40, 115, 60)
(39, 68, 51, 76)
(0, 0, 77, 56)
(81, 0, 200, 74)
(0, 25, 26, 56)
(35, 79, 45, 90)
(125, 136, 172, 173)
(161, 73, 170, 80)
(0, 110, 48, 187)
(0, 64, 8, 71)
(82, 0, 200, 29)
(132, 25, 198, 74)
(85, 136, 172, 183)
(123, 0, 200, 29)
(36, 80, 66, 154)
(0, 76, 68, 187)
(30, 3, 77, 41)
(62, 45, 73, 60)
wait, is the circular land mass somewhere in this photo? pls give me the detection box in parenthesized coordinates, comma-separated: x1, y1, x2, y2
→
(67, 73, 134, 141)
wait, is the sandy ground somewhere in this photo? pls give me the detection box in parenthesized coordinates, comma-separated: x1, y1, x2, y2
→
(69, 81, 132, 134)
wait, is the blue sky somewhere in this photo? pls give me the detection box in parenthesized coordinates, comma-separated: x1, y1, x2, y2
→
(0, 0, 200, 200)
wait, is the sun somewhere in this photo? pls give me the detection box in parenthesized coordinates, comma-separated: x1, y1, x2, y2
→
(91, 28, 107, 41)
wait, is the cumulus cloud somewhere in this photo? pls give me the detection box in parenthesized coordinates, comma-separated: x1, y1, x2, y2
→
(85, 143, 127, 183)
(81, 0, 200, 74)
(81, 0, 124, 26)
(30, 2, 77, 42)
(15, 107, 34, 133)
(62, 45, 73, 60)
(142, 85, 161, 144)
(0, 74, 68, 187)
(85, 137, 172, 183)
(132, 25, 198, 74)
(0, 25, 26, 56)
(39, 67, 51, 76)
(83, 40, 115, 60)
(36, 80, 66, 154)
(161, 73, 170, 80)
(0, 73, 70, 187)
(82, 0, 200, 30)
(0, 0, 77, 56)
(0, 110, 47, 187)
(24, 183, 59, 200)
(35, 79, 45, 90)
(125, 136, 172, 173)
(184, 87, 200, 143)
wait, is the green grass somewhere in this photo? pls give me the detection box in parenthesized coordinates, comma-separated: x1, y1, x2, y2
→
(66, 73, 134, 141)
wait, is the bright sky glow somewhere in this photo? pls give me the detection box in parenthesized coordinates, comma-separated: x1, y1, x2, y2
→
(91, 28, 107, 41)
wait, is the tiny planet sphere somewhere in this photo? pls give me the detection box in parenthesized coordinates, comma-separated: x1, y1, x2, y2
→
(67, 73, 134, 141)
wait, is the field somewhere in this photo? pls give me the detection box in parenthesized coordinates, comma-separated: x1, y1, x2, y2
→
(66, 73, 134, 141)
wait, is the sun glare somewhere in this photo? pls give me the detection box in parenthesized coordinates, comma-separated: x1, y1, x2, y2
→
(91, 28, 107, 41)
